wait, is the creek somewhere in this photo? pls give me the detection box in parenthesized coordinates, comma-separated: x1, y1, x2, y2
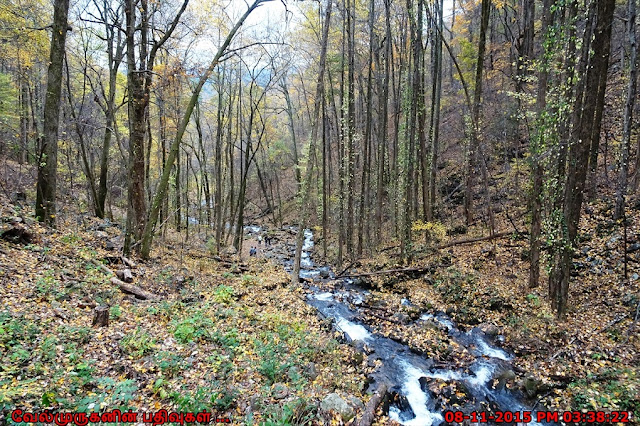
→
(249, 226, 546, 425)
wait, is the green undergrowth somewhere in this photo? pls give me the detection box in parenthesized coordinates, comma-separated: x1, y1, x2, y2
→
(0, 231, 366, 424)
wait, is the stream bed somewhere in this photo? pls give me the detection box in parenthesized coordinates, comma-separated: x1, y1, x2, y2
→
(252, 226, 546, 425)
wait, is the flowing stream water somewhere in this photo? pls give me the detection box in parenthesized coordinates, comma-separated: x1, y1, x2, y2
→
(256, 226, 545, 425)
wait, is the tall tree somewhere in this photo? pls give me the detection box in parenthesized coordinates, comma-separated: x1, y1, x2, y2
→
(464, 0, 491, 227)
(615, 0, 637, 219)
(529, 0, 553, 288)
(552, 0, 615, 317)
(124, 0, 189, 253)
(35, 0, 71, 226)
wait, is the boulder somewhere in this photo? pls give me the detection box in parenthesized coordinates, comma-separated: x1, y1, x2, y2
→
(319, 266, 331, 279)
(272, 383, 289, 400)
(320, 393, 355, 422)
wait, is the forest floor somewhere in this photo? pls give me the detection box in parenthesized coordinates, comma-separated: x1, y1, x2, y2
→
(1, 184, 639, 424)
(0, 195, 370, 424)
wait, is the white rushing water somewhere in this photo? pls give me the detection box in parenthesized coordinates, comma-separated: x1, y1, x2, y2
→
(301, 229, 315, 268)
(424, 369, 462, 381)
(312, 292, 334, 301)
(419, 313, 454, 330)
(335, 316, 372, 342)
(389, 360, 444, 426)
(474, 334, 512, 360)
(302, 229, 314, 250)
(299, 228, 540, 424)
(466, 362, 495, 386)
(244, 225, 262, 233)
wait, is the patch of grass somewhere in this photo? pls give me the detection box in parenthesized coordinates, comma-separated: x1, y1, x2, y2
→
(172, 310, 215, 344)
(170, 383, 237, 412)
(109, 305, 122, 320)
(154, 351, 187, 377)
(39, 335, 59, 362)
(241, 274, 259, 286)
(207, 353, 234, 377)
(526, 293, 540, 306)
(262, 398, 316, 426)
(0, 312, 42, 346)
(120, 327, 155, 358)
(213, 285, 234, 304)
(211, 328, 240, 352)
(255, 334, 294, 385)
(58, 325, 93, 344)
(35, 271, 61, 298)
(570, 368, 639, 417)
(146, 300, 175, 320)
(74, 377, 138, 411)
(61, 232, 81, 244)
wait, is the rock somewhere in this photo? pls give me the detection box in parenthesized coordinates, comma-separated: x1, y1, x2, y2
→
(1, 223, 33, 244)
(319, 266, 331, 279)
(347, 395, 364, 412)
(392, 312, 410, 324)
(303, 362, 318, 380)
(221, 246, 237, 255)
(320, 393, 355, 422)
(389, 389, 414, 418)
(95, 231, 109, 239)
(480, 323, 500, 336)
(493, 368, 516, 390)
(522, 376, 542, 397)
(116, 269, 134, 283)
(97, 219, 114, 231)
(272, 383, 289, 400)
(352, 277, 367, 287)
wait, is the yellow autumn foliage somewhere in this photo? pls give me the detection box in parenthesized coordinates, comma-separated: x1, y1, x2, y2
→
(411, 220, 447, 243)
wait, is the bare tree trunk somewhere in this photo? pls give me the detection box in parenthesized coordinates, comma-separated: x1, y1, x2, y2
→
(464, 0, 491, 226)
(529, 0, 552, 288)
(36, 0, 70, 226)
(616, 0, 637, 219)
(346, 0, 356, 259)
(214, 66, 227, 253)
(282, 78, 301, 189)
(376, 0, 392, 245)
(553, 0, 615, 318)
(428, 0, 443, 221)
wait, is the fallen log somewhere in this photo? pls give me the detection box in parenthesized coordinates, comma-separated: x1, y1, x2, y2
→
(437, 231, 511, 249)
(121, 256, 136, 268)
(89, 258, 114, 276)
(335, 262, 357, 278)
(110, 277, 158, 300)
(116, 269, 133, 283)
(357, 383, 388, 426)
